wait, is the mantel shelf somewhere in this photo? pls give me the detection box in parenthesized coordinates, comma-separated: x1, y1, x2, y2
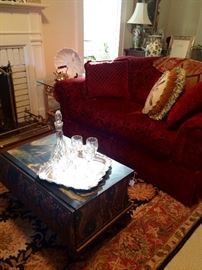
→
(0, 1, 46, 10)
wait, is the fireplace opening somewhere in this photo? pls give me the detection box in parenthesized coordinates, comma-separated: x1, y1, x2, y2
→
(0, 62, 52, 149)
(0, 62, 18, 133)
(0, 60, 48, 134)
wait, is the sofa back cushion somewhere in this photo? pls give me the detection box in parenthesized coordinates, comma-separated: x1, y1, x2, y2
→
(85, 60, 129, 98)
(124, 56, 162, 105)
(167, 81, 202, 128)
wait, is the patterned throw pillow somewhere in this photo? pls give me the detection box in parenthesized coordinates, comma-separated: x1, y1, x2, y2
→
(142, 67, 186, 120)
(153, 57, 202, 89)
(85, 60, 129, 98)
(153, 57, 202, 75)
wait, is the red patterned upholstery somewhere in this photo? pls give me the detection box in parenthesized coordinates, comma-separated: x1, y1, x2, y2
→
(85, 60, 129, 98)
(167, 81, 202, 128)
(117, 56, 162, 104)
(174, 112, 202, 171)
(153, 57, 202, 76)
(119, 112, 176, 158)
(68, 99, 175, 158)
(54, 56, 202, 206)
(153, 57, 202, 90)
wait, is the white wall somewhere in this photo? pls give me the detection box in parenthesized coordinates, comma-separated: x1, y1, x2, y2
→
(41, 0, 83, 80)
(158, 0, 202, 44)
(0, 2, 47, 117)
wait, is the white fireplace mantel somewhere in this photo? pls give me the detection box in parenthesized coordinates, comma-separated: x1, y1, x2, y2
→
(0, 1, 47, 118)
(0, 1, 46, 10)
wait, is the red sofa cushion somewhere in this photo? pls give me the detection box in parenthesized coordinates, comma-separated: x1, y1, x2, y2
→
(68, 98, 175, 158)
(120, 112, 176, 158)
(117, 56, 162, 105)
(85, 60, 129, 98)
(167, 81, 202, 128)
(69, 98, 141, 129)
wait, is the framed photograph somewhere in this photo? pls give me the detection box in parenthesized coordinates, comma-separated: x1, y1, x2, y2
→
(168, 36, 195, 58)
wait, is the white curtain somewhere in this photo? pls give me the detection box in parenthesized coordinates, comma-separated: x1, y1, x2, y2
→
(84, 0, 123, 60)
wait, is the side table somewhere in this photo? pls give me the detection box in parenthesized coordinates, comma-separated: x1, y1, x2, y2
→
(124, 48, 145, 57)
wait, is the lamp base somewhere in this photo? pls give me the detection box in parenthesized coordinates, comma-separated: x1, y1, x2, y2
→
(132, 25, 145, 49)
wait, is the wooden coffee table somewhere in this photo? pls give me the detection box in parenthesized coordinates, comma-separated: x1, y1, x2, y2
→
(0, 134, 134, 256)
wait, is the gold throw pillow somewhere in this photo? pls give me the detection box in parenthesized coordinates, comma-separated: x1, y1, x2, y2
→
(142, 67, 186, 120)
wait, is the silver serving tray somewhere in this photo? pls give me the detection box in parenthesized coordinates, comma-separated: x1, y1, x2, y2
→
(38, 153, 112, 190)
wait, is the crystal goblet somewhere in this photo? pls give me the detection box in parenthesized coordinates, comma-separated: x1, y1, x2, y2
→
(70, 135, 83, 169)
(71, 135, 83, 153)
(85, 137, 98, 160)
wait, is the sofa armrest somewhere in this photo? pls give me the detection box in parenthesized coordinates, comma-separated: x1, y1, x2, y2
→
(174, 112, 202, 170)
(54, 77, 87, 106)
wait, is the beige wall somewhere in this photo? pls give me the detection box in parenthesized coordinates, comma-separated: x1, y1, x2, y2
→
(119, 0, 136, 53)
(124, 0, 202, 49)
(158, 0, 202, 44)
(7, 0, 201, 81)
(41, 0, 135, 79)
(196, 4, 202, 44)
(41, 0, 83, 80)
(38, 0, 202, 80)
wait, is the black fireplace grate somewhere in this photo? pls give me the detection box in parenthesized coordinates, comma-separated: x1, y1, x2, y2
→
(0, 62, 17, 132)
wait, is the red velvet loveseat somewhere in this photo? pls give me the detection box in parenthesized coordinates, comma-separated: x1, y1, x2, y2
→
(54, 56, 202, 206)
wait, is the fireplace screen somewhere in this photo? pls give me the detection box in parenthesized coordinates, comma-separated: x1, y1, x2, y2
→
(0, 63, 18, 133)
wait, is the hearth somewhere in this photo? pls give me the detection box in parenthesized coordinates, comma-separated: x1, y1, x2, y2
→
(0, 121, 53, 150)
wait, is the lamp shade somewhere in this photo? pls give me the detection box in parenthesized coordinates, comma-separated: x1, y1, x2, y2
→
(127, 3, 152, 25)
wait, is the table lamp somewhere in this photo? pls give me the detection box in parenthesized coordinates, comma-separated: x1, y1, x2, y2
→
(127, 2, 152, 49)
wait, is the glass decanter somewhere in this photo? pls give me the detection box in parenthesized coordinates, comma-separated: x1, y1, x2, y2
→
(38, 110, 69, 181)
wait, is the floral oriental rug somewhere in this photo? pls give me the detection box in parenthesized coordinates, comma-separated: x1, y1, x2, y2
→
(0, 180, 201, 270)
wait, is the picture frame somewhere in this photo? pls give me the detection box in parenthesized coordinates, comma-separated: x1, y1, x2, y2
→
(168, 36, 195, 58)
